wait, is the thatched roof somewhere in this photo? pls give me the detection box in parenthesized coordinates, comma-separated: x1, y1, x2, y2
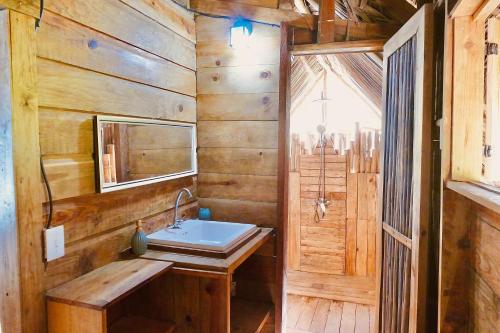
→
(291, 52, 383, 111)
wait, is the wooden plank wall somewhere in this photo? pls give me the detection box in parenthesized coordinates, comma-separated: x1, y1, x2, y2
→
(287, 131, 379, 305)
(440, 189, 500, 332)
(196, 14, 280, 309)
(9, 1, 198, 331)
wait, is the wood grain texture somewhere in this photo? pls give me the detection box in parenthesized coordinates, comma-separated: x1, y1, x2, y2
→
(47, 301, 106, 333)
(191, 0, 314, 29)
(10, 11, 45, 332)
(0, 0, 38, 17)
(440, 189, 500, 332)
(197, 93, 278, 120)
(46, 259, 173, 309)
(219, 0, 279, 8)
(198, 121, 278, 148)
(119, 0, 195, 42)
(38, 59, 196, 122)
(39, 109, 94, 157)
(37, 11, 196, 96)
(0, 10, 21, 333)
(288, 172, 301, 271)
(451, 16, 484, 181)
(197, 38, 279, 68)
(196, 14, 279, 42)
(197, 93, 279, 121)
(44, 0, 196, 69)
(287, 270, 377, 305)
(198, 173, 277, 202)
(109, 316, 175, 333)
(9, 0, 198, 331)
(196, 16, 280, 330)
(198, 198, 278, 229)
(198, 148, 278, 176)
(197, 64, 280, 94)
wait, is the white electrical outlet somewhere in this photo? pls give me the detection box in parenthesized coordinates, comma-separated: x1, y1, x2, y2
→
(45, 225, 65, 261)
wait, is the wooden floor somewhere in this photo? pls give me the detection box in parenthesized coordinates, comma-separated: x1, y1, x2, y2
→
(286, 294, 375, 333)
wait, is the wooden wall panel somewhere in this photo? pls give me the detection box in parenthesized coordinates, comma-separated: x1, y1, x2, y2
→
(196, 14, 280, 42)
(5, 0, 197, 331)
(119, 0, 196, 43)
(286, 137, 379, 304)
(198, 121, 278, 148)
(44, 0, 196, 69)
(197, 64, 280, 94)
(440, 189, 500, 332)
(197, 93, 279, 121)
(38, 59, 196, 122)
(198, 148, 278, 176)
(37, 11, 196, 96)
(198, 198, 277, 227)
(196, 15, 280, 323)
(198, 173, 277, 202)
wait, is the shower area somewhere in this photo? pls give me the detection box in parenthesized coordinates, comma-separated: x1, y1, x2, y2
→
(285, 52, 382, 332)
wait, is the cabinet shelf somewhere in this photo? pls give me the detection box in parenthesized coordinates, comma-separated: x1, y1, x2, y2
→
(109, 315, 174, 333)
(231, 298, 273, 333)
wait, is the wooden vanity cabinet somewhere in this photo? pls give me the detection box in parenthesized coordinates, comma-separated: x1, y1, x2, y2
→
(46, 258, 174, 333)
(139, 227, 275, 333)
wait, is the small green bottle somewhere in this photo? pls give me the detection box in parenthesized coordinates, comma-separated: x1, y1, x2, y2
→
(131, 219, 148, 255)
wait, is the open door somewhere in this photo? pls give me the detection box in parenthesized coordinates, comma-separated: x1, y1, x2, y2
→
(376, 4, 433, 333)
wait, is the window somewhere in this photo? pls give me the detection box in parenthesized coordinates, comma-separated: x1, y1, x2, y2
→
(449, 1, 500, 187)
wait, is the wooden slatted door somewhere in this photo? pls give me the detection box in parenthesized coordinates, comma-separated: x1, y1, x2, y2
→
(377, 4, 433, 333)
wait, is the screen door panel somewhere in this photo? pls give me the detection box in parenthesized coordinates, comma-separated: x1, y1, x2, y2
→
(378, 4, 433, 333)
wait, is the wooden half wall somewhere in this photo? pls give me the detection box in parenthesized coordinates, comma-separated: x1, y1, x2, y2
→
(440, 188, 500, 332)
(3, 1, 197, 331)
(287, 133, 379, 306)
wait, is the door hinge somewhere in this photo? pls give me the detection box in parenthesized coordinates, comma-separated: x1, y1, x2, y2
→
(486, 42, 498, 55)
(484, 144, 493, 158)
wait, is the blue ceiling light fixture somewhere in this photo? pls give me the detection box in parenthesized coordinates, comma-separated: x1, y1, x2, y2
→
(230, 18, 253, 48)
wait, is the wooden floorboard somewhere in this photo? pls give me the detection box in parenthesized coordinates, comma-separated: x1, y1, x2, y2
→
(286, 294, 374, 333)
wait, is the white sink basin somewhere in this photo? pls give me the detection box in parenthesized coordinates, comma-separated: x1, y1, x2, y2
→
(147, 219, 258, 252)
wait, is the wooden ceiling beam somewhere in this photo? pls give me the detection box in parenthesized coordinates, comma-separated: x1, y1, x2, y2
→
(318, 0, 336, 42)
(190, 0, 317, 29)
(321, 19, 399, 42)
(291, 39, 385, 55)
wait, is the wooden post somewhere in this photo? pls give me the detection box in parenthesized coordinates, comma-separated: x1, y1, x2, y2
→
(276, 22, 292, 333)
(10, 10, 45, 332)
(0, 10, 22, 333)
(318, 0, 335, 43)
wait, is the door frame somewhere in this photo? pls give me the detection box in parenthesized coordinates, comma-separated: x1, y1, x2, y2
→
(276, 24, 385, 332)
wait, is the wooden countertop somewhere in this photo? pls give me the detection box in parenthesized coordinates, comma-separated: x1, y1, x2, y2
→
(46, 258, 173, 310)
(141, 227, 274, 274)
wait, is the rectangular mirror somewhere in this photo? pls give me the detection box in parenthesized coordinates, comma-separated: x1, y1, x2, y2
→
(95, 116, 197, 193)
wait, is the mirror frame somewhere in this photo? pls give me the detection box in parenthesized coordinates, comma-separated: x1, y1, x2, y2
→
(94, 115, 197, 193)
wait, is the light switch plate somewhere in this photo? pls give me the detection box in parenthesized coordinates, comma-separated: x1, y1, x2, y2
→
(45, 225, 65, 261)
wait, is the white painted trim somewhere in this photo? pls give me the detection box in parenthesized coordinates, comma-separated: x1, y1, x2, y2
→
(95, 115, 197, 193)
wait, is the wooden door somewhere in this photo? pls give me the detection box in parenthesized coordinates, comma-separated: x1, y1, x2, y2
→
(376, 4, 434, 333)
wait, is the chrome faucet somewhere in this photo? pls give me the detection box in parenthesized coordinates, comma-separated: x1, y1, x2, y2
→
(171, 188, 193, 229)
